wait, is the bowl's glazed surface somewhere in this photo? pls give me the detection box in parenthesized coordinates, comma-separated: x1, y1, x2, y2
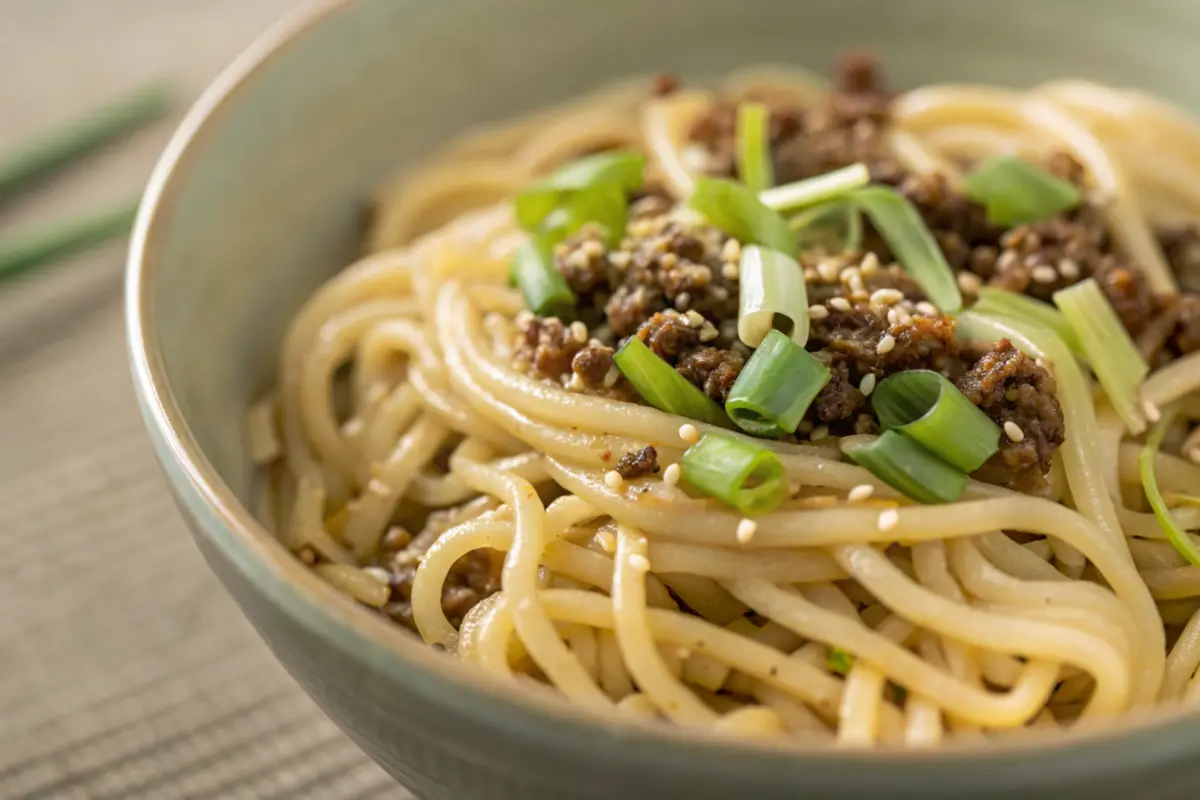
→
(128, 1, 1200, 797)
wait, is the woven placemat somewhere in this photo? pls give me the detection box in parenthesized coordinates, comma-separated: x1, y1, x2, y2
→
(0, 2, 405, 797)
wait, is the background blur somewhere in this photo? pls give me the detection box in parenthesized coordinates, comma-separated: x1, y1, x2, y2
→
(0, 1, 406, 797)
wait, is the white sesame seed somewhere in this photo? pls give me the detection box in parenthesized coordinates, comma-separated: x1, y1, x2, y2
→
(818, 261, 841, 282)
(877, 508, 900, 533)
(1003, 420, 1026, 442)
(829, 297, 852, 312)
(804, 267, 819, 282)
(1059, 258, 1081, 280)
(722, 238, 742, 263)
(860, 252, 880, 275)
(840, 266, 862, 284)
(565, 249, 590, 270)
(736, 518, 758, 544)
(915, 301, 938, 317)
(1142, 399, 1162, 423)
(849, 276, 866, 295)
(957, 272, 982, 294)
(603, 366, 621, 388)
(721, 262, 740, 280)
(810, 425, 830, 442)
(663, 463, 681, 486)
(859, 373, 878, 396)
(684, 310, 705, 327)
(699, 322, 719, 342)
(808, 304, 830, 320)
(581, 238, 605, 258)
(567, 373, 586, 392)
(848, 484, 875, 503)
(659, 252, 679, 269)
(674, 292, 692, 310)
(628, 553, 651, 572)
(515, 310, 534, 328)
(870, 288, 905, 306)
(876, 334, 897, 355)
(997, 250, 1018, 270)
(595, 531, 616, 554)
(605, 471, 625, 491)
(610, 251, 632, 269)
(679, 423, 700, 444)
(569, 321, 588, 343)
(886, 308, 899, 326)
(1031, 265, 1059, 284)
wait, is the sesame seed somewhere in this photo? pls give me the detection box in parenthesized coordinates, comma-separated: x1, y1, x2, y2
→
(736, 518, 758, 544)
(870, 288, 904, 306)
(362, 566, 391, 585)
(722, 239, 742, 262)
(684, 310, 705, 327)
(876, 334, 896, 355)
(915, 301, 938, 317)
(610, 251, 632, 269)
(699, 322, 719, 342)
(848, 484, 875, 502)
(581, 239, 605, 258)
(1003, 420, 1026, 442)
(515, 310, 534, 328)
(840, 266, 862, 284)
(565, 249, 589, 270)
(804, 267, 819, 282)
(829, 297, 852, 312)
(721, 262, 740, 280)
(860, 252, 881, 275)
(603, 366, 621, 388)
(859, 373, 877, 396)
(957, 272, 983, 294)
(567, 373, 586, 392)
(595, 531, 616, 553)
(848, 276, 866, 295)
(997, 250, 1018, 270)
(1142, 398, 1162, 423)
(604, 471, 625, 491)
(810, 425, 830, 442)
(663, 463, 681, 486)
(809, 304, 830, 320)
(877, 508, 900, 533)
(818, 261, 841, 282)
(1031, 265, 1059, 284)
(679, 423, 700, 444)
(569, 321, 588, 343)
(1059, 258, 1081, 280)
(659, 252, 679, 269)
(886, 308, 899, 327)
(674, 292, 692, 310)
(628, 553, 651, 572)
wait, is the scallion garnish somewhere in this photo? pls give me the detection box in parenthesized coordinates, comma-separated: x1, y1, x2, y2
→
(828, 647, 854, 675)
(759, 163, 871, 214)
(540, 182, 628, 247)
(1140, 407, 1200, 567)
(790, 201, 863, 254)
(0, 199, 139, 282)
(514, 151, 645, 232)
(725, 330, 830, 437)
(737, 245, 811, 347)
(735, 102, 773, 194)
(848, 186, 962, 313)
(847, 430, 968, 504)
(680, 433, 787, 515)
(971, 287, 1087, 362)
(510, 234, 575, 318)
(689, 177, 795, 255)
(962, 155, 1082, 227)
(871, 370, 1000, 472)
(612, 337, 729, 427)
(1053, 278, 1149, 433)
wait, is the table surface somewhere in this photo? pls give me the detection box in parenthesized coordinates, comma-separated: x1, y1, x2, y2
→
(0, 1, 409, 797)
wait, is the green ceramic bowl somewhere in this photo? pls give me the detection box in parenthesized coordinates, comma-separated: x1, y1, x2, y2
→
(127, 1, 1200, 797)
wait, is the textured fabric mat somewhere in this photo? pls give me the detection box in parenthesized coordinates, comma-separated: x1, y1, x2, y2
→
(0, 2, 406, 797)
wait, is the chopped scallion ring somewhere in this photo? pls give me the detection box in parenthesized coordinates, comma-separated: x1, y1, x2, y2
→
(612, 337, 729, 427)
(725, 330, 830, 437)
(510, 235, 575, 318)
(846, 430, 968, 505)
(759, 162, 871, 214)
(680, 434, 788, 515)
(828, 647, 854, 675)
(735, 102, 773, 194)
(1141, 406, 1200, 567)
(871, 370, 1001, 472)
(962, 155, 1082, 227)
(689, 177, 796, 255)
(737, 245, 811, 347)
(514, 151, 645, 232)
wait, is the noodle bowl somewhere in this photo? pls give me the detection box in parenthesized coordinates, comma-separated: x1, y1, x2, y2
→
(250, 55, 1200, 747)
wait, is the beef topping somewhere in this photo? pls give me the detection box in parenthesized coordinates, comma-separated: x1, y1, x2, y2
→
(615, 446, 660, 479)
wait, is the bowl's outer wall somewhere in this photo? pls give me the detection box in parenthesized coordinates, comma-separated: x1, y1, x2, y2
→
(138, 0, 1200, 797)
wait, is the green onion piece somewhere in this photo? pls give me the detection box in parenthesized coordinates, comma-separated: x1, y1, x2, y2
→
(737, 245, 811, 347)
(514, 151, 645, 232)
(735, 102, 773, 194)
(680, 433, 787, 515)
(1053, 278, 1149, 433)
(725, 330, 830, 437)
(0, 199, 139, 282)
(689, 177, 795, 255)
(789, 200, 864, 254)
(828, 647, 854, 675)
(848, 186, 962, 313)
(510, 235, 575, 318)
(1141, 407, 1200, 567)
(612, 337, 729, 427)
(871, 370, 1001, 472)
(847, 430, 969, 504)
(541, 182, 628, 248)
(759, 163, 871, 214)
(0, 81, 172, 205)
(962, 155, 1082, 227)
(971, 287, 1087, 362)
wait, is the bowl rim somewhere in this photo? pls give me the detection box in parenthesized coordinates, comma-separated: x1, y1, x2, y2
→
(125, 0, 1200, 787)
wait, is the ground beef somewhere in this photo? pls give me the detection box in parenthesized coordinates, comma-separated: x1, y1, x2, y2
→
(513, 316, 582, 381)
(615, 445, 660, 479)
(955, 340, 1065, 494)
(1161, 225, 1200, 294)
(883, 172, 1003, 273)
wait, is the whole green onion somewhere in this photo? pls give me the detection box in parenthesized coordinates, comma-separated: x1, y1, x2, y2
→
(735, 102, 773, 194)
(760, 163, 871, 214)
(680, 433, 787, 515)
(0, 199, 139, 282)
(1053, 278, 1149, 433)
(689, 177, 795, 255)
(847, 430, 969, 504)
(514, 151, 645, 232)
(725, 330, 830, 437)
(962, 155, 1082, 227)
(612, 337, 729, 427)
(871, 370, 1001, 473)
(971, 287, 1087, 362)
(1140, 406, 1200, 567)
(737, 245, 811, 347)
(510, 234, 575, 318)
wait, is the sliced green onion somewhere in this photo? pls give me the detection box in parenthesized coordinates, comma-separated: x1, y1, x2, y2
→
(514, 151, 645, 232)
(871, 370, 1001, 472)
(790, 201, 863, 254)
(735, 102, 773, 194)
(725, 330, 830, 437)
(848, 186, 962, 313)
(962, 155, 1082, 227)
(510, 234, 575, 318)
(737, 245, 811, 347)
(689, 177, 795, 255)
(847, 430, 968, 504)
(1053, 278, 1149, 433)
(680, 433, 787, 515)
(612, 337, 729, 427)
(759, 163, 871, 214)
(828, 647, 854, 675)
(1141, 407, 1200, 567)
(0, 81, 172, 205)
(0, 199, 139, 282)
(971, 287, 1087, 362)
(541, 182, 628, 247)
